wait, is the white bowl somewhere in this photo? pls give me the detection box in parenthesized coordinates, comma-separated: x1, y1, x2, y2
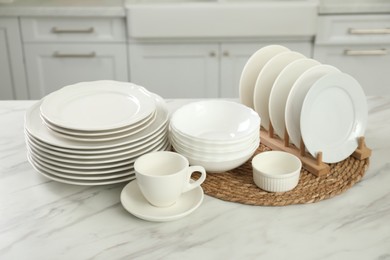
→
(170, 100, 260, 142)
(171, 135, 259, 161)
(170, 128, 259, 153)
(185, 148, 257, 173)
(252, 151, 302, 192)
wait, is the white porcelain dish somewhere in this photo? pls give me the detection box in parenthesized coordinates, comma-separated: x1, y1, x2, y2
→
(27, 138, 170, 169)
(300, 72, 367, 163)
(170, 100, 260, 141)
(26, 136, 169, 165)
(253, 51, 306, 130)
(46, 112, 156, 142)
(170, 134, 259, 160)
(25, 130, 166, 160)
(40, 81, 156, 131)
(42, 110, 156, 138)
(239, 45, 290, 109)
(285, 64, 340, 148)
(252, 151, 301, 192)
(120, 180, 204, 222)
(170, 129, 259, 153)
(29, 156, 135, 180)
(268, 58, 320, 140)
(25, 94, 169, 150)
(28, 154, 136, 186)
(173, 142, 258, 173)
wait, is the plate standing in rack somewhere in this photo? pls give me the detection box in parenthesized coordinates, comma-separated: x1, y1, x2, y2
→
(120, 180, 204, 222)
(253, 51, 306, 130)
(285, 64, 340, 148)
(239, 45, 290, 109)
(300, 72, 367, 163)
(40, 81, 156, 131)
(269, 58, 320, 140)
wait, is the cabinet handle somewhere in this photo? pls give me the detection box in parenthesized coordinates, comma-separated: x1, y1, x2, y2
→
(209, 51, 217, 57)
(51, 27, 94, 34)
(222, 51, 230, 57)
(348, 28, 390, 35)
(344, 49, 388, 56)
(53, 51, 96, 58)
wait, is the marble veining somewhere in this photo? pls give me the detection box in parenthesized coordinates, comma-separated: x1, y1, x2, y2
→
(1, 98, 390, 260)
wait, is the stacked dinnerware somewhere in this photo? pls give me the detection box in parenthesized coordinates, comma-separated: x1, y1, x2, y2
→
(24, 80, 170, 185)
(169, 100, 260, 172)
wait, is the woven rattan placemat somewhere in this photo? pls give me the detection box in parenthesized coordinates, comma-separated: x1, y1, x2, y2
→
(194, 143, 369, 206)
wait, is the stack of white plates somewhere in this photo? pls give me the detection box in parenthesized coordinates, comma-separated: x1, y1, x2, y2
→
(25, 81, 170, 185)
(169, 100, 260, 172)
(240, 45, 367, 163)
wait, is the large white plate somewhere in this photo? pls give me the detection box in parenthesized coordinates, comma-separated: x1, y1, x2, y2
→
(27, 138, 170, 169)
(42, 109, 156, 137)
(29, 154, 135, 180)
(300, 72, 367, 163)
(25, 129, 167, 159)
(28, 154, 136, 186)
(253, 51, 306, 130)
(239, 45, 290, 109)
(269, 58, 320, 139)
(40, 81, 156, 131)
(25, 93, 169, 150)
(120, 180, 204, 222)
(46, 111, 157, 142)
(285, 64, 340, 148)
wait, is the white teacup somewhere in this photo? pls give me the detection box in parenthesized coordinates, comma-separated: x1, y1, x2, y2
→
(134, 151, 206, 207)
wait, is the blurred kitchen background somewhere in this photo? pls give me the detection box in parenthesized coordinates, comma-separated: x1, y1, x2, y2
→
(1, 0, 389, 100)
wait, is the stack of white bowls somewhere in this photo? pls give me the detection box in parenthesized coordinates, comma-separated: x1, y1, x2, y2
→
(169, 100, 260, 172)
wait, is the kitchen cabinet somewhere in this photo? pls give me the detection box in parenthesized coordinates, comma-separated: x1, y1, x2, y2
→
(21, 17, 128, 99)
(129, 41, 312, 98)
(314, 15, 390, 96)
(0, 18, 28, 100)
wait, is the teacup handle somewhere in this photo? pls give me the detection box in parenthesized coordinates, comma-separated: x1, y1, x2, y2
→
(183, 166, 206, 193)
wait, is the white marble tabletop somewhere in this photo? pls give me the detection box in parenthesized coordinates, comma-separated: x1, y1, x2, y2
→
(1, 97, 390, 260)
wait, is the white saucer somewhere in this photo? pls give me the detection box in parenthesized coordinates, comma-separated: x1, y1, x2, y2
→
(120, 180, 204, 222)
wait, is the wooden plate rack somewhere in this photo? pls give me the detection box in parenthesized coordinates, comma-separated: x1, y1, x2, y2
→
(260, 122, 371, 177)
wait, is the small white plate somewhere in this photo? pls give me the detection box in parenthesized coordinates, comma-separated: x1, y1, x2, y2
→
(120, 180, 204, 222)
(239, 45, 290, 109)
(40, 81, 156, 131)
(300, 72, 367, 163)
(253, 51, 306, 130)
(285, 64, 340, 148)
(269, 58, 320, 139)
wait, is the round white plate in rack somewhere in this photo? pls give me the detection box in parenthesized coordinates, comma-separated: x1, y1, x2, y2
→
(239, 45, 290, 109)
(300, 72, 367, 163)
(269, 58, 320, 140)
(285, 64, 340, 148)
(120, 180, 204, 222)
(40, 81, 156, 131)
(253, 51, 306, 130)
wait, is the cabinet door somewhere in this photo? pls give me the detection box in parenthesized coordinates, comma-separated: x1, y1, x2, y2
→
(0, 18, 28, 99)
(220, 41, 313, 98)
(24, 43, 128, 99)
(314, 45, 390, 96)
(129, 43, 219, 98)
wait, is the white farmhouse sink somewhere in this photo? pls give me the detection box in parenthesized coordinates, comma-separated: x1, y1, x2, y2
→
(125, 0, 318, 38)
